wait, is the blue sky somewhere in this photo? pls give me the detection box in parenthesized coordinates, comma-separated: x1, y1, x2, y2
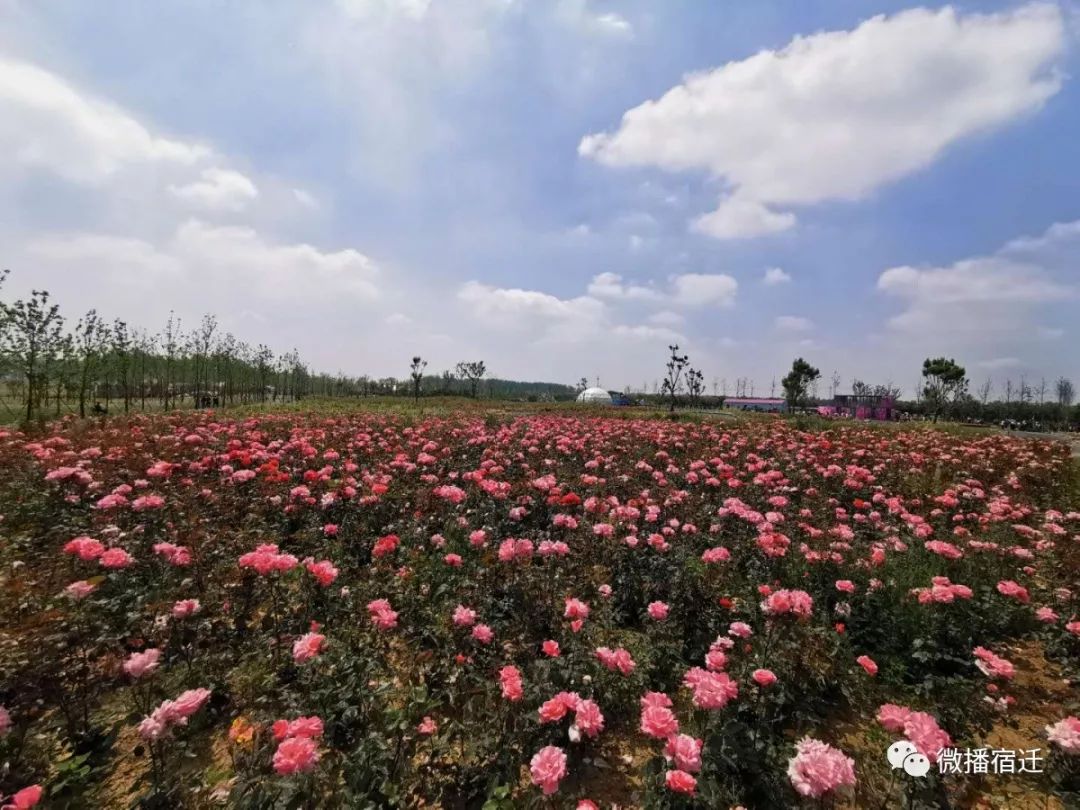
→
(2, 0, 1078, 395)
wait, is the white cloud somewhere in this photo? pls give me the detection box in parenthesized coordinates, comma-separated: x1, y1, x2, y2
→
(1002, 219, 1080, 254)
(762, 267, 792, 286)
(586, 271, 737, 308)
(172, 220, 378, 299)
(0, 55, 209, 183)
(26, 221, 380, 314)
(691, 196, 796, 239)
(671, 273, 738, 308)
(587, 272, 662, 301)
(877, 258, 1069, 307)
(28, 233, 184, 281)
(611, 324, 682, 342)
(169, 168, 259, 212)
(775, 315, 813, 332)
(556, 1, 633, 38)
(593, 12, 633, 37)
(581, 3, 1065, 238)
(878, 219, 1077, 337)
(457, 281, 605, 337)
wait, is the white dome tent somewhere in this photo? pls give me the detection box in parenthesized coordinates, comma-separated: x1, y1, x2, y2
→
(576, 387, 613, 404)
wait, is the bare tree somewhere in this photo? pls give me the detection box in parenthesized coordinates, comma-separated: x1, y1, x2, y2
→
(977, 377, 993, 406)
(1036, 378, 1048, 405)
(161, 312, 182, 410)
(661, 344, 689, 413)
(1056, 377, 1074, 407)
(686, 367, 704, 408)
(455, 361, 486, 398)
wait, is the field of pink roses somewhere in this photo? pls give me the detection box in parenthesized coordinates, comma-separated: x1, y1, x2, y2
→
(0, 408, 1077, 808)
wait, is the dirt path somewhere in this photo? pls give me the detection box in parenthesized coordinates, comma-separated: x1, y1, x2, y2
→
(1009, 431, 1080, 458)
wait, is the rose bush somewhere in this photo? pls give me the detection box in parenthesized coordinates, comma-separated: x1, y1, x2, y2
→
(0, 410, 1076, 807)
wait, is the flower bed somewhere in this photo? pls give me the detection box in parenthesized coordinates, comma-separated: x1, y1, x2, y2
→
(0, 411, 1077, 807)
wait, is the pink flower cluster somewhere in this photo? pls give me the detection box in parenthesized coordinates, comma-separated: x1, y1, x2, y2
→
(367, 598, 398, 630)
(787, 736, 856, 798)
(123, 648, 161, 679)
(303, 557, 339, 586)
(152, 542, 192, 566)
(272, 716, 323, 775)
(499, 665, 524, 702)
(595, 646, 635, 675)
(640, 692, 679, 738)
(973, 646, 1015, 680)
(538, 691, 605, 739)
(1045, 716, 1080, 754)
(529, 745, 567, 795)
(911, 576, 973, 604)
(292, 632, 326, 663)
(760, 589, 813, 618)
(877, 704, 952, 763)
(138, 688, 212, 741)
(238, 543, 298, 575)
(683, 667, 739, 710)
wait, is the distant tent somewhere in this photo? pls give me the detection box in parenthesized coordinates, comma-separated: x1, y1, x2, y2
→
(576, 387, 613, 404)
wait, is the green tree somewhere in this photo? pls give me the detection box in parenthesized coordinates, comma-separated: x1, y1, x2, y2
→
(410, 356, 427, 404)
(1, 288, 66, 421)
(921, 357, 968, 423)
(782, 357, 820, 409)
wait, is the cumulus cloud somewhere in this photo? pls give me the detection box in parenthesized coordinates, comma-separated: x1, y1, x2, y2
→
(455, 275, 701, 348)
(580, 3, 1065, 238)
(0, 55, 208, 183)
(762, 267, 792, 286)
(877, 219, 1078, 338)
(169, 168, 259, 212)
(587, 272, 662, 301)
(586, 272, 737, 308)
(670, 273, 738, 308)
(457, 281, 606, 340)
(25, 220, 380, 321)
(691, 196, 795, 240)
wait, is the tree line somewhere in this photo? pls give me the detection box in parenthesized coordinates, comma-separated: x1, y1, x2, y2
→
(0, 272, 315, 422)
(0, 273, 577, 424)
